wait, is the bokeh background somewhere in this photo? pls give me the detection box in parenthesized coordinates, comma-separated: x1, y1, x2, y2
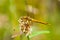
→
(0, 0, 60, 40)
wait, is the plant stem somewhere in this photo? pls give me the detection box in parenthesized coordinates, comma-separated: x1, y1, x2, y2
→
(27, 36, 30, 40)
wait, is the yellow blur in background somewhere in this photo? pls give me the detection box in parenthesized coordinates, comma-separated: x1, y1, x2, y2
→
(0, 0, 60, 40)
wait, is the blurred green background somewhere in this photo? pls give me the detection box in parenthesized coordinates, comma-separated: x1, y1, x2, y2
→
(0, 0, 60, 40)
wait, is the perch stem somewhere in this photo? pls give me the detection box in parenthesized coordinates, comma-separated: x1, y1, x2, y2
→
(27, 36, 30, 40)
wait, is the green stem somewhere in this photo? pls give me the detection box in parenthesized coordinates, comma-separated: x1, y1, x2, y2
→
(27, 36, 30, 40)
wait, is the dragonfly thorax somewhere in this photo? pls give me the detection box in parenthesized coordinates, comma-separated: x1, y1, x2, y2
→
(20, 16, 32, 36)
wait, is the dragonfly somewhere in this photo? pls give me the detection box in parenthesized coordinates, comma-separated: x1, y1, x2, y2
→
(19, 16, 49, 36)
(11, 16, 49, 38)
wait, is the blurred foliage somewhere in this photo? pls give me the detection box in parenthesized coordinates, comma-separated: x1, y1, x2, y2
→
(0, 0, 60, 40)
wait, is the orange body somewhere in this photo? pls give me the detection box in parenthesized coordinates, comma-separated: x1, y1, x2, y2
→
(19, 16, 49, 36)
